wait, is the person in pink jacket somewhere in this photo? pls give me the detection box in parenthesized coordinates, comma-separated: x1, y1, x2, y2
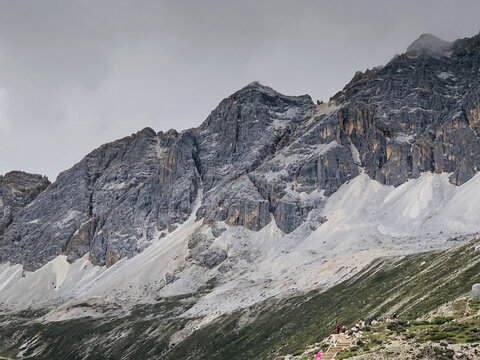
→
(316, 350, 322, 358)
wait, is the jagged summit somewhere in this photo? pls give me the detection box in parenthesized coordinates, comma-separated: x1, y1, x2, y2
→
(240, 81, 278, 93)
(230, 80, 275, 97)
(245, 80, 266, 88)
(228, 80, 313, 105)
(406, 33, 452, 57)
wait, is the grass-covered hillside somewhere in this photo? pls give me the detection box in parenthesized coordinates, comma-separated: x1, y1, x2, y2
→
(1, 238, 480, 360)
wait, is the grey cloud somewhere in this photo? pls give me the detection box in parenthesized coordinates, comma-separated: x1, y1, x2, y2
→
(0, 0, 479, 179)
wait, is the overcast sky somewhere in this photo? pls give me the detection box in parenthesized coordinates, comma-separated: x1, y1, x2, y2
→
(0, 0, 479, 180)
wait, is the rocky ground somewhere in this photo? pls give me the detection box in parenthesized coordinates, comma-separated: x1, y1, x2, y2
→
(280, 297, 480, 360)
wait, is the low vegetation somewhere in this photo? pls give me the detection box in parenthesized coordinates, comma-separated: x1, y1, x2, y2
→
(1, 238, 479, 359)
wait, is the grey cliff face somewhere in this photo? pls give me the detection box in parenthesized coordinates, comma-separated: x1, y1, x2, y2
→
(2, 33, 480, 271)
(194, 81, 317, 233)
(1, 128, 200, 270)
(332, 33, 480, 187)
(0, 171, 50, 235)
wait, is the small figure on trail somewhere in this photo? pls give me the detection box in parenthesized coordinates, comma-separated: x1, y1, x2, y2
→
(316, 350, 322, 359)
(393, 312, 397, 319)
(336, 323, 340, 334)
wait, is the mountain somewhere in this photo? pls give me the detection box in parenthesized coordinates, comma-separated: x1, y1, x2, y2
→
(1, 32, 480, 359)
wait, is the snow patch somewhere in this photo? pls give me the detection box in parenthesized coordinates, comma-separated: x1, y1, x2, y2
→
(56, 210, 81, 228)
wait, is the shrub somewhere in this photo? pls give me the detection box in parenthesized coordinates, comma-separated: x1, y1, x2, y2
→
(433, 317, 454, 325)
(429, 333, 450, 341)
(387, 321, 407, 333)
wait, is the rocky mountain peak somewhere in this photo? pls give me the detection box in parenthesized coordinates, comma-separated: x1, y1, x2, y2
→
(229, 81, 313, 108)
(1, 171, 49, 188)
(233, 81, 280, 97)
(2, 32, 480, 272)
(406, 33, 452, 57)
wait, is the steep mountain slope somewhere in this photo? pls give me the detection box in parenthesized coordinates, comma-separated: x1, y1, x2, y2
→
(1, 128, 201, 270)
(1, 32, 480, 358)
(0, 84, 317, 270)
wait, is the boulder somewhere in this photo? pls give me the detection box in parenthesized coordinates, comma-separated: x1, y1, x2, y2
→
(472, 284, 480, 300)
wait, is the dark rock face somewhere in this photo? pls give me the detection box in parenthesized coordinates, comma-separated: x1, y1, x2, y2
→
(1, 128, 200, 270)
(185, 228, 227, 269)
(332, 33, 480, 187)
(194, 82, 317, 231)
(2, 33, 480, 270)
(0, 171, 50, 235)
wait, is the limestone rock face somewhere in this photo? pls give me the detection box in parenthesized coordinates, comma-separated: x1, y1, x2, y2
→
(194, 81, 317, 231)
(2, 33, 480, 270)
(1, 128, 200, 270)
(332, 33, 480, 187)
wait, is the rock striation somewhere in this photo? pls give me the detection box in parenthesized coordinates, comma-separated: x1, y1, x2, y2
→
(2, 33, 480, 271)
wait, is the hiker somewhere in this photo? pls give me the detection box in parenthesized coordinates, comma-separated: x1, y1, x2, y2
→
(316, 350, 322, 359)
(336, 323, 340, 334)
(393, 312, 397, 319)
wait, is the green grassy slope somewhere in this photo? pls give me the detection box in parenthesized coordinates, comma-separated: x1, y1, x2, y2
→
(166, 238, 480, 359)
(1, 238, 479, 360)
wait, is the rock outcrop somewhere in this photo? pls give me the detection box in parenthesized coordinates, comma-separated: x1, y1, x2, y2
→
(2, 33, 480, 271)
(472, 284, 480, 300)
(0, 171, 50, 235)
(332, 32, 480, 186)
(1, 128, 200, 270)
